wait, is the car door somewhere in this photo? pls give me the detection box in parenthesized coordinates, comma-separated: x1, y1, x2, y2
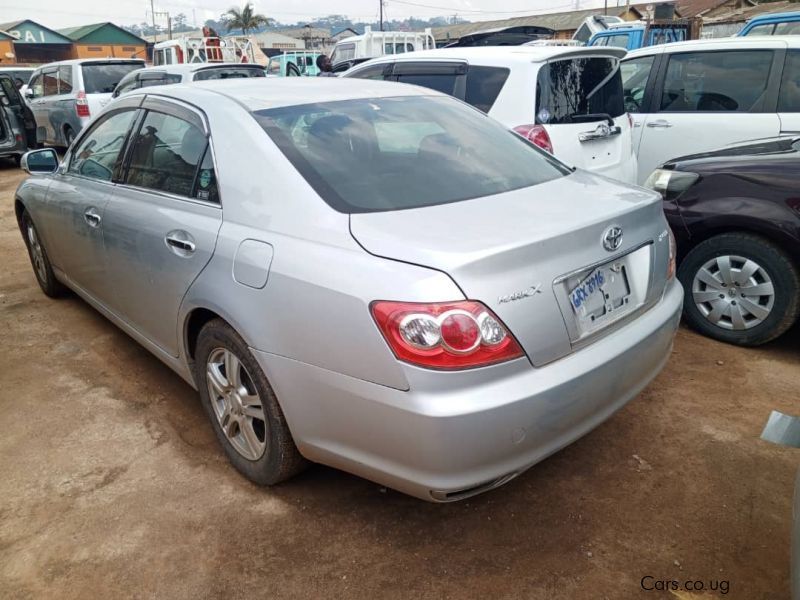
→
(101, 98, 222, 356)
(44, 103, 141, 303)
(635, 44, 783, 184)
(621, 52, 660, 153)
(0, 74, 36, 149)
(26, 71, 48, 144)
(777, 49, 800, 133)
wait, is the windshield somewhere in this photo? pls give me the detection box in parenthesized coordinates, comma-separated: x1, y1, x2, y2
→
(193, 67, 266, 80)
(253, 96, 569, 214)
(536, 57, 624, 125)
(82, 62, 144, 94)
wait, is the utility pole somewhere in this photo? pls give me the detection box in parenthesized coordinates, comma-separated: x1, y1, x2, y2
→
(150, 0, 157, 42)
(379, 0, 384, 32)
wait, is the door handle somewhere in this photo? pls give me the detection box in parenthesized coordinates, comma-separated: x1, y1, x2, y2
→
(646, 119, 673, 128)
(165, 233, 196, 254)
(83, 208, 101, 227)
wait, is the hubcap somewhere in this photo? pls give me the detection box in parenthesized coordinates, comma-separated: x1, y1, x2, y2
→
(206, 348, 267, 460)
(27, 224, 47, 284)
(692, 254, 775, 331)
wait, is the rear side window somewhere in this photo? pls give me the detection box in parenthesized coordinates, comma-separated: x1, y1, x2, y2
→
(395, 72, 457, 95)
(58, 66, 72, 94)
(126, 111, 212, 199)
(778, 51, 800, 112)
(193, 67, 265, 80)
(775, 21, 800, 35)
(659, 50, 772, 112)
(140, 74, 182, 89)
(43, 71, 58, 96)
(81, 62, 144, 94)
(464, 66, 509, 113)
(536, 57, 624, 124)
(253, 95, 569, 214)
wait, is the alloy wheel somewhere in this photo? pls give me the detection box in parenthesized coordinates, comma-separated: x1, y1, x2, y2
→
(26, 223, 48, 284)
(206, 348, 267, 461)
(692, 254, 775, 331)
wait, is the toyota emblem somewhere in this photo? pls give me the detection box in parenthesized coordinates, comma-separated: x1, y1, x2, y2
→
(602, 226, 623, 252)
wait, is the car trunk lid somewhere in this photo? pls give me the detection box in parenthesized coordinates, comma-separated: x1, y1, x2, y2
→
(350, 171, 669, 366)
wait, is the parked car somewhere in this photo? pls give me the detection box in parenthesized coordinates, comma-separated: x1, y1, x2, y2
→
(25, 59, 145, 147)
(738, 11, 800, 36)
(344, 46, 638, 184)
(15, 79, 682, 501)
(0, 66, 34, 89)
(0, 74, 36, 164)
(646, 137, 800, 346)
(622, 37, 800, 183)
(266, 52, 321, 77)
(588, 20, 693, 51)
(113, 63, 266, 98)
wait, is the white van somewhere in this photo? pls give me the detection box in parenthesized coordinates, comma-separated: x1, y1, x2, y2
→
(330, 26, 435, 69)
(344, 46, 638, 184)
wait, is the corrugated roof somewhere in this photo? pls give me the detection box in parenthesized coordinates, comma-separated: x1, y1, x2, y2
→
(57, 22, 146, 45)
(431, 4, 658, 40)
(703, 0, 796, 24)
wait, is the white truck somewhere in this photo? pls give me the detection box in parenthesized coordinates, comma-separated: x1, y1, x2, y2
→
(330, 26, 435, 71)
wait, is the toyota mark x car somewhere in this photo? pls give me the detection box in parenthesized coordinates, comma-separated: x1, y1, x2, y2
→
(15, 79, 682, 501)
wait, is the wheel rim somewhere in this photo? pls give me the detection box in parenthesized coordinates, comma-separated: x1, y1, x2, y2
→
(26, 223, 48, 284)
(691, 254, 775, 331)
(206, 348, 267, 461)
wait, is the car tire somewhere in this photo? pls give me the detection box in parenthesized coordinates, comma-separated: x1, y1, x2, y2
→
(194, 318, 307, 485)
(678, 232, 800, 346)
(20, 210, 66, 298)
(63, 126, 75, 148)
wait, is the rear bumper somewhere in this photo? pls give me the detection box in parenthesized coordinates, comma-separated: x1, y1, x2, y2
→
(254, 280, 683, 501)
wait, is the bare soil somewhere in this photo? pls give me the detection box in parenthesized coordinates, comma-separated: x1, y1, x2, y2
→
(0, 160, 797, 599)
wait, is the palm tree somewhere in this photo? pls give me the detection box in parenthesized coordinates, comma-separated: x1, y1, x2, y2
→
(223, 3, 272, 36)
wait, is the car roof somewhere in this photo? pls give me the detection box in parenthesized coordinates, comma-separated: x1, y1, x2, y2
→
(126, 77, 441, 111)
(33, 58, 145, 69)
(134, 63, 264, 75)
(355, 46, 626, 65)
(627, 35, 800, 57)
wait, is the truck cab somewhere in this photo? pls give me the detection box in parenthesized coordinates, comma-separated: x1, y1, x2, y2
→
(738, 11, 800, 36)
(330, 26, 435, 70)
(588, 20, 690, 50)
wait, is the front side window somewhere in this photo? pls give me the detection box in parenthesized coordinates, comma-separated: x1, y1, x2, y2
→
(29, 74, 44, 97)
(193, 67, 265, 80)
(464, 66, 510, 113)
(743, 23, 775, 36)
(536, 57, 624, 124)
(69, 109, 137, 181)
(81, 62, 144, 94)
(778, 50, 800, 112)
(125, 111, 209, 198)
(58, 66, 73, 94)
(621, 55, 655, 113)
(253, 96, 569, 213)
(659, 50, 772, 112)
(346, 64, 387, 80)
(604, 34, 631, 49)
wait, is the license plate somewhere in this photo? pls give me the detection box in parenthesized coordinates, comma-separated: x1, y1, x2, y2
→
(569, 262, 630, 324)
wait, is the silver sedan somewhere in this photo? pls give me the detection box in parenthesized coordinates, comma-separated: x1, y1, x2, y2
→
(15, 79, 683, 501)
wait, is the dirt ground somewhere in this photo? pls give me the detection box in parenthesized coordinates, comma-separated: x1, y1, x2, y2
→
(0, 159, 797, 600)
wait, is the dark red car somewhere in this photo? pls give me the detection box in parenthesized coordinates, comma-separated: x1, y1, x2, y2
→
(647, 137, 800, 346)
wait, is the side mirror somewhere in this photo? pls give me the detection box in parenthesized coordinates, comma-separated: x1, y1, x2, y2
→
(23, 88, 33, 98)
(21, 148, 59, 175)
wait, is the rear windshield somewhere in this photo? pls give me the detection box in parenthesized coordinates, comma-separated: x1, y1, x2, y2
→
(82, 62, 144, 94)
(253, 96, 569, 214)
(193, 67, 266, 81)
(536, 57, 624, 125)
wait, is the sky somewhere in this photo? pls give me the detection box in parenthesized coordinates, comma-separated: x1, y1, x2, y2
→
(5, 0, 617, 29)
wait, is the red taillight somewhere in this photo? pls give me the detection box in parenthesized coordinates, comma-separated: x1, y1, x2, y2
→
(513, 124, 553, 154)
(76, 91, 90, 118)
(370, 300, 524, 370)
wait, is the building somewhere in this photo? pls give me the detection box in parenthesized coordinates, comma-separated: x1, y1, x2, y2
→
(0, 30, 16, 64)
(58, 22, 147, 60)
(248, 31, 305, 52)
(274, 26, 332, 50)
(0, 19, 74, 63)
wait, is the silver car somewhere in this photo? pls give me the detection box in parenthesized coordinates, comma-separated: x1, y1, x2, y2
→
(112, 62, 267, 99)
(25, 59, 145, 147)
(15, 79, 683, 501)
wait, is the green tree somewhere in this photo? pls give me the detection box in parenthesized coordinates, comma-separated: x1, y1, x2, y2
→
(223, 3, 273, 36)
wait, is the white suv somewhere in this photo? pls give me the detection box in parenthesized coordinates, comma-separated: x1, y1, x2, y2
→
(343, 46, 638, 184)
(623, 36, 800, 183)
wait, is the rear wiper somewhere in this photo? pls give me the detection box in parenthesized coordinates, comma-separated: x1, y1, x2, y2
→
(568, 113, 615, 127)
